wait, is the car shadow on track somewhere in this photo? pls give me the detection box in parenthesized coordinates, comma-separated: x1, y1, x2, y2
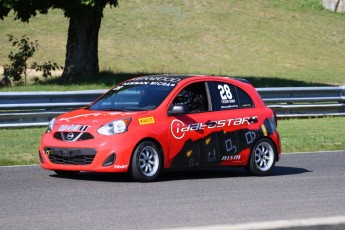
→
(49, 166, 310, 182)
(157, 166, 311, 182)
(270, 166, 311, 176)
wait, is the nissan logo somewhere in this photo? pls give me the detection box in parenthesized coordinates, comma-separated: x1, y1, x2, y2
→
(66, 133, 74, 141)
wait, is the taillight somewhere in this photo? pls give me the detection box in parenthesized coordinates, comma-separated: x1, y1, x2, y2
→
(273, 111, 278, 127)
(268, 111, 277, 130)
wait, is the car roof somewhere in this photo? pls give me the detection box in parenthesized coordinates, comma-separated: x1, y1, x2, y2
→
(137, 74, 252, 85)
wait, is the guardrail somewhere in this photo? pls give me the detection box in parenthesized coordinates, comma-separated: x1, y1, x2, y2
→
(258, 86, 345, 118)
(0, 90, 106, 128)
(0, 86, 344, 128)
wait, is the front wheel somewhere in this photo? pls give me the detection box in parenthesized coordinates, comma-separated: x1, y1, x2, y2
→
(131, 141, 162, 182)
(245, 138, 276, 176)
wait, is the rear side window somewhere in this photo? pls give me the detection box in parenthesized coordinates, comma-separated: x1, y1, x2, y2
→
(237, 87, 254, 108)
(210, 81, 254, 111)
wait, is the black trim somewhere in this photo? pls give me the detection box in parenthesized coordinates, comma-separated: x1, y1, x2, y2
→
(102, 153, 116, 167)
(44, 147, 96, 165)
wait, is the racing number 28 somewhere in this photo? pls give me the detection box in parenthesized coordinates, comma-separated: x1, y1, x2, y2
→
(218, 84, 232, 100)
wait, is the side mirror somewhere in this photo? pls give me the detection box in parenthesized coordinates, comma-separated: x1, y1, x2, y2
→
(168, 104, 189, 116)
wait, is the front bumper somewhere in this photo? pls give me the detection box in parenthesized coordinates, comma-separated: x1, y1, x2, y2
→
(39, 132, 133, 173)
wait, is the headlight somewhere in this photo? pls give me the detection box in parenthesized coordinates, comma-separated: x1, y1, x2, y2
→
(46, 118, 56, 133)
(97, 118, 131, 136)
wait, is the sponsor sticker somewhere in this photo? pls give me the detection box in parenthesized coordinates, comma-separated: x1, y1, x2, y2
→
(170, 116, 258, 139)
(134, 76, 181, 82)
(221, 155, 241, 161)
(114, 165, 128, 169)
(58, 124, 89, 132)
(138, 117, 155, 125)
(261, 124, 268, 136)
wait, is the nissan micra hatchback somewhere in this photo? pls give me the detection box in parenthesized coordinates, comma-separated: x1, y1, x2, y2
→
(39, 75, 281, 181)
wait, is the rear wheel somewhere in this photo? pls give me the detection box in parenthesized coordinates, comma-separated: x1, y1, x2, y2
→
(54, 170, 80, 177)
(131, 141, 162, 182)
(245, 138, 276, 176)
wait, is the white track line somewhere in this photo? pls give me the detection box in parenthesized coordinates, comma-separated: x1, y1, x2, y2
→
(283, 150, 345, 155)
(163, 215, 345, 230)
(0, 164, 39, 168)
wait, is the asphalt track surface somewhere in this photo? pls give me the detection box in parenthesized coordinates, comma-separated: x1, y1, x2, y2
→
(1, 151, 345, 230)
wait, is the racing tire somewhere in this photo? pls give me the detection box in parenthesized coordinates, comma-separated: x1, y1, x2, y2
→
(54, 170, 80, 177)
(131, 141, 162, 182)
(245, 138, 276, 176)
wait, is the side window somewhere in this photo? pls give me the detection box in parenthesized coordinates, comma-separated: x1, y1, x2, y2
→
(237, 87, 254, 108)
(210, 82, 240, 111)
(172, 82, 209, 113)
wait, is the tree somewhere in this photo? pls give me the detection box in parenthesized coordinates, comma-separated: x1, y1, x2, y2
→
(0, 0, 119, 82)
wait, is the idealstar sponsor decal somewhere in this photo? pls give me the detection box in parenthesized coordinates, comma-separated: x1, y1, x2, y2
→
(170, 116, 258, 139)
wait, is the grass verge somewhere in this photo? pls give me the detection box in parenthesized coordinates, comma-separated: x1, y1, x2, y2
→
(0, 127, 45, 166)
(277, 116, 345, 153)
(0, 117, 344, 166)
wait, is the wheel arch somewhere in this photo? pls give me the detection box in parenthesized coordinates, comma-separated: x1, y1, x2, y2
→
(267, 136, 280, 162)
(129, 137, 165, 170)
(245, 136, 277, 176)
(248, 136, 279, 166)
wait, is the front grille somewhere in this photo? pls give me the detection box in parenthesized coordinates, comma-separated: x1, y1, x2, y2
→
(44, 147, 96, 165)
(78, 133, 94, 141)
(53, 132, 94, 141)
(54, 132, 63, 140)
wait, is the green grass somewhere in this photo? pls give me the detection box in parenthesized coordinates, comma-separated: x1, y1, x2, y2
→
(0, 117, 344, 166)
(0, 127, 45, 165)
(1, 0, 345, 88)
(277, 117, 345, 152)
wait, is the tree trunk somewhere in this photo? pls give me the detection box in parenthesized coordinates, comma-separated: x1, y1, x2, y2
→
(61, 5, 103, 82)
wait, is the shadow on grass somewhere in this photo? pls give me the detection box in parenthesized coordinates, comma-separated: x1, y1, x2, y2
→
(41, 71, 163, 88)
(40, 71, 331, 88)
(49, 166, 310, 183)
(241, 76, 330, 87)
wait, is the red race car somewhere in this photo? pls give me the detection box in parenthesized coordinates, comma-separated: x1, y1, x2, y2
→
(39, 75, 281, 181)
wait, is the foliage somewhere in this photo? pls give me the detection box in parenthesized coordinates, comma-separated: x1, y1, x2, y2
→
(0, 0, 119, 81)
(2, 34, 63, 86)
(3, 34, 38, 85)
(31, 61, 63, 84)
(0, 0, 118, 22)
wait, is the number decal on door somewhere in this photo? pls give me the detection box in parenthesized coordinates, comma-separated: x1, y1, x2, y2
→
(218, 84, 233, 100)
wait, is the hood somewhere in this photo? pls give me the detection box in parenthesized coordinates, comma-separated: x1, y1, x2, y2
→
(55, 109, 147, 125)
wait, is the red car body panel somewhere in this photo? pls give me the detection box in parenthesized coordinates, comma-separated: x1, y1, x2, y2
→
(39, 75, 281, 175)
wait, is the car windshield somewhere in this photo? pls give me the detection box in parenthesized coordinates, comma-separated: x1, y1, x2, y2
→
(88, 78, 179, 111)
